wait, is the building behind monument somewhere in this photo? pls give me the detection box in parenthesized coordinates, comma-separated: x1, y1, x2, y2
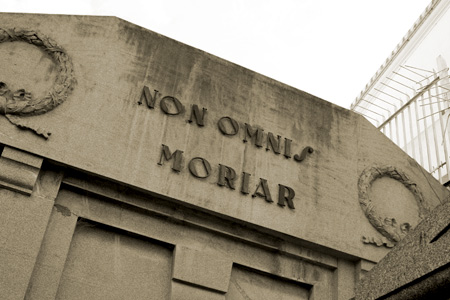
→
(351, 0, 450, 185)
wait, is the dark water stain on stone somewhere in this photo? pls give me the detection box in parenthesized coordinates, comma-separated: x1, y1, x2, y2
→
(54, 204, 71, 216)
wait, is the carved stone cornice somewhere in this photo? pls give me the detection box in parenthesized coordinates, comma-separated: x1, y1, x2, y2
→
(0, 146, 43, 195)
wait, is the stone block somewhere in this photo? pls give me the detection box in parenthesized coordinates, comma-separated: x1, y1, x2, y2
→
(25, 206, 78, 299)
(355, 200, 450, 299)
(172, 245, 232, 293)
(0, 147, 42, 195)
(0, 190, 53, 299)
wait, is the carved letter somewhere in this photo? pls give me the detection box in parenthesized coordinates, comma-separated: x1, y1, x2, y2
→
(217, 164, 236, 189)
(160, 96, 185, 115)
(158, 144, 183, 172)
(138, 86, 159, 108)
(241, 172, 251, 195)
(284, 138, 292, 159)
(252, 178, 273, 203)
(188, 157, 212, 178)
(294, 146, 314, 162)
(243, 123, 264, 147)
(266, 132, 281, 154)
(278, 184, 295, 209)
(188, 104, 207, 126)
(218, 116, 239, 136)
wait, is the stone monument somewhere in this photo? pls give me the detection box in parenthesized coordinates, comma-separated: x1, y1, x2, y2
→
(0, 13, 448, 299)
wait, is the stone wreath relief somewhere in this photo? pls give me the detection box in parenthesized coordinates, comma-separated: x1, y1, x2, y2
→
(0, 28, 76, 139)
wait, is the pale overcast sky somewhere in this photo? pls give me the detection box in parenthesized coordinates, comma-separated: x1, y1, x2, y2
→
(3, 0, 431, 108)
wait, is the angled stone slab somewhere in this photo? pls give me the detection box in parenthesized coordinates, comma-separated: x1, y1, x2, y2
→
(355, 199, 450, 299)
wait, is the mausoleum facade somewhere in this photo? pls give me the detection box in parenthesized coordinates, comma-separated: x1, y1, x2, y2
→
(0, 13, 448, 299)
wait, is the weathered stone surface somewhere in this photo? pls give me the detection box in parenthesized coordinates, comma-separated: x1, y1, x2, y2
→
(0, 146, 43, 195)
(25, 205, 78, 299)
(0, 161, 63, 299)
(0, 13, 448, 266)
(355, 199, 450, 299)
(172, 245, 233, 293)
(55, 220, 173, 300)
(53, 184, 336, 298)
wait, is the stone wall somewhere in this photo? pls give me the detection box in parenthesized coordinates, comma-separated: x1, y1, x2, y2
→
(0, 13, 448, 299)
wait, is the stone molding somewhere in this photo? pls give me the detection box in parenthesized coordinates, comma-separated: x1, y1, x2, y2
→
(61, 169, 339, 270)
(0, 146, 43, 195)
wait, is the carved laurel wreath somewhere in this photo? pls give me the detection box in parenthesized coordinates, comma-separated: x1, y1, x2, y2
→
(0, 28, 75, 137)
(358, 165, 428, 243)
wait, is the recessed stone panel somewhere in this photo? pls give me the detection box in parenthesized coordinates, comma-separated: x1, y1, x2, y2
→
(56, 221, 173, 300)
